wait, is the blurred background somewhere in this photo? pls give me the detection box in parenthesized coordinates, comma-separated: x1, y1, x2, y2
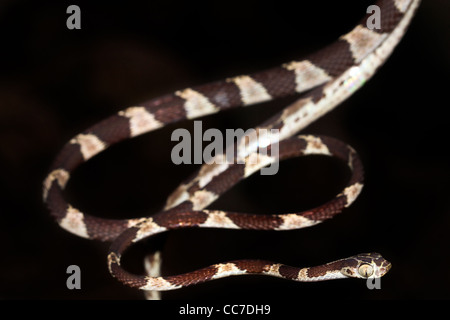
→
(0, 0, 449, 300)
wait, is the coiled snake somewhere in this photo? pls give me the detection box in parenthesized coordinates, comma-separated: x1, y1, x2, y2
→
(43, 0, 419, 295)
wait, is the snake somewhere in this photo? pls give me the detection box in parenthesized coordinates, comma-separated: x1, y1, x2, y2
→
(43, 0, 419, 294)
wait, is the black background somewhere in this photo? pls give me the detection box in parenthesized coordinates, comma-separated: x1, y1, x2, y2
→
(1, 0, 449, 301)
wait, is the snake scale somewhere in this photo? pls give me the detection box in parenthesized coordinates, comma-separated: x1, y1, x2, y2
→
(43, 0, 419, 294)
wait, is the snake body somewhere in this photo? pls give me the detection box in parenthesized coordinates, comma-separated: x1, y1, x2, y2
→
(43, 0, 419, 293)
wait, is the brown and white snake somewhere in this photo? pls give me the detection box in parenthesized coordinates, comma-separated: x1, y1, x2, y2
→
(43, 0, 420, 295)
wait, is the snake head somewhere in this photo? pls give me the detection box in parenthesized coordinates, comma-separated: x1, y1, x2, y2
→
(340, 252, 391, 279)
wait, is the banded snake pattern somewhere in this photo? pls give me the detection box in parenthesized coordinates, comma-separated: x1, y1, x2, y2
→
(43, 0, 419, 295)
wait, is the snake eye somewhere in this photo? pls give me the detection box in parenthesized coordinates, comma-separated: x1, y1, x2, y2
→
(358, 263, 374, 277)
